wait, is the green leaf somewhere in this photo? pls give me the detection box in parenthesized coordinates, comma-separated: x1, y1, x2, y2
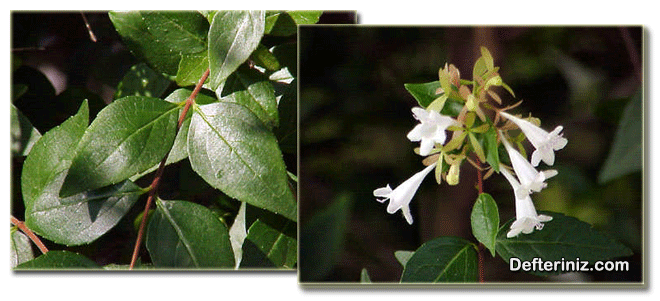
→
(470, 193, 499, 257)
(21, 101, 143, 246)
(15, 251, 100, 269)
(394, 250, 414, 268)
(109, 11, 209, 76)
(10, 229, 34, 268)
(240, 207, 297, 269)
(480, 46, 494, 71)
(400, 236, 478, 282)
(468, 133, 486, 162)
(404, 81, 442, 108)
(207, 11, 265, 89)
(61, 96, 179, 197)
(176, 51, 209, 87)
(188, 102, 296, 221)
(300, 193, 351, 282)
(228, 202, 248, 267)
(598, 90, 642, 184)
(360, 268, 372, 283)
(217, 65, 279, 129)
(250, 44, 281, 72)
(11, 103, 42, 157)
(264, 11, 323, 36)
(484, 126, 500, 172)
(114, 63, 172, 99)
(495, 212, 633, 276)
(146, 199, 235, 268)
(273, 79, 297, 154)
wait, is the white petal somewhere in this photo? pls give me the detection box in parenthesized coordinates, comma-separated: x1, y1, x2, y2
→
(374, 163, 436, 224)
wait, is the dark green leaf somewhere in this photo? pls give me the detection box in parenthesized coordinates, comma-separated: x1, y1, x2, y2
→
(146, 199, 235, 268)
(404, 81, 442, 108)
(22, 102, 143, 246)
(11, 104, 41, 157)
(400, 236, 478, 282)
(10, 229, 34, 268)
(109, 11, 209, 76)
(484, 126, 500, 172)
(264, 11, 322, 36)
(176, 51, 209, 87)
(114, 63, 172, 99)
(217, 66, 279, 129)
(188, 102, 296, 221)
(15, 251, 100, 269)
(495, 212, 633, 276)
(240, 208, 297, 269)
(250, 44, 281, 72)
(61, 96, 179, 196)
(470, 193, 499, 257)
(598, 90, 642, 184)
(300, 193, 351, 282)
(273, 79, 297, 154)
(207, 11, 265, 89)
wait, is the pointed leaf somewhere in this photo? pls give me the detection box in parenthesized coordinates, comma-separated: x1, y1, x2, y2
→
(11, 103, 41, 157)
(401, 236, 478, 282)
(240, 207, 297, 269)
(176, 51, 209, 87)
(599, 90, 642, 183)
(360, 268, 372, 283)
(394, 250, 414, 268)
(495, 212, 633, 276)
(109, 11, 209, 76)
(61, 96, 179, 196)
(470, 193, 499, 257)
(207, 11, 265, 89)
(146, 199, 235, 268)
(188, 102, 296, 221)
(217, 66, 279, 129)
(404, 81, 442, 108)
(484, 126, 500, 172)
(468, 133, 486, 162)
(10, 229, 34, 268)
(15, 251, 100, 270)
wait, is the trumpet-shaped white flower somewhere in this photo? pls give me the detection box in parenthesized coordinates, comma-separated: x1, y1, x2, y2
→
(500, 133, 558, 199)
(500, 111, 568, 166)
(374, 162, 437, 224)
(500, 167, 553, 238)
(407, 107, 456, 156)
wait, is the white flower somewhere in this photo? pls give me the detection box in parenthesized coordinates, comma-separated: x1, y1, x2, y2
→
(500, 167, 553, 238)
(500, 111, 568, 166)
(373, 162, 437, 224)
(500, 133, 558, 199)
(407, 107, 456, 156)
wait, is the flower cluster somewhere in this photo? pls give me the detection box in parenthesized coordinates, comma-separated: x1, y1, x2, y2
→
(373, 47, 567, 237)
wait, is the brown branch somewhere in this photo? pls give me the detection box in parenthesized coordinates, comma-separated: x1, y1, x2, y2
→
(129, 68, 210, 270)
(80, 12, 97, 43)
(10, 215, 48, 255)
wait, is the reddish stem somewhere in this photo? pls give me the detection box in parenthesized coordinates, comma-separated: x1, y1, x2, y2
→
(129, 68, 210, 269)
(10, 215, 48, 255)
(474, 155, 485, 282)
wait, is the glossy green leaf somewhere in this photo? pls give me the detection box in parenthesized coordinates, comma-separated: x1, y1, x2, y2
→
(22, 101, 143, 246)
(241, 208, 297, 269)
(264, 11, 323, 36)
(273, 79, 297, 154)
(495, 212, 633, 276)
(217, 66, 279, 129)
(484, 126, 500, 172)
(470, 193, 499, 257)
(11, 103, 41, 157)
(109, 11, 209, 76)
(114, 63, 172, 99)
(61, 96, 179, 197)
(207, 11, 265, 89)
(400, 236, 478, 282)
(146, 199, 235, 268)
(15, 251, 100, 269)
(188, 102, 296, 221)
(10, 229, 34, 268)
(176, 51, 209, 87)
(404, 81, 443, 108)
(599, 90, 642, 184)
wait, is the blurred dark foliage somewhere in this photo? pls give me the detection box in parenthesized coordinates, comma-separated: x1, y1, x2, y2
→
(299, 26, 642, 283)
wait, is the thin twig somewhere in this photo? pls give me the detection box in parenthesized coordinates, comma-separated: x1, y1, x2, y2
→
(80, 12, 97, 42)
(10, 215, 48, 255)
(129, 68, 210, 270)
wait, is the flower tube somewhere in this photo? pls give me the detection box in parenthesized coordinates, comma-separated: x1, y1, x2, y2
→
(407, 107, 456, 156)
(373, 162, 437, 224)
(500, 111, 567, 166)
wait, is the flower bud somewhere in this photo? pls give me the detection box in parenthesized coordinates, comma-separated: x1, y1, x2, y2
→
(446, 161, 461, 185)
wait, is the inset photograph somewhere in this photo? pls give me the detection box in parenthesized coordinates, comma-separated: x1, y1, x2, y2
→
(298, 26, 643, 285)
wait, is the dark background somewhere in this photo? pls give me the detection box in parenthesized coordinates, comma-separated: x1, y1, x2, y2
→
(298, 26, 642, 283)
